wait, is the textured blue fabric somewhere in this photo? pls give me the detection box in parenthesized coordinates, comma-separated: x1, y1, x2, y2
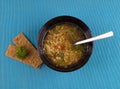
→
(0, 0, 120, 89)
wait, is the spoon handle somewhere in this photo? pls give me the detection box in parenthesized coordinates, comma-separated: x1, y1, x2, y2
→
(75, 31, 114, 45)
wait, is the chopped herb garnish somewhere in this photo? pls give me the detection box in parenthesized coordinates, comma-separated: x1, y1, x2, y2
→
(72, 45, 81, 51)
(69, 35, 77, 43)
(60, 53, 64, 61)
(16, 46, 28, 59)
(53, 52, 57, 58)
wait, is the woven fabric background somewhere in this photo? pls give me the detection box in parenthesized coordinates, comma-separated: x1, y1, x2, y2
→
(0, 0, 120, 89)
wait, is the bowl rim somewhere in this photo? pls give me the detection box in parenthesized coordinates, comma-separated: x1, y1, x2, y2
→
(37, 15, 93, 72)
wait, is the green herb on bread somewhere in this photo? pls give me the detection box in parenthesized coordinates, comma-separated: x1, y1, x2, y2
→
(16, 46, 28, 59)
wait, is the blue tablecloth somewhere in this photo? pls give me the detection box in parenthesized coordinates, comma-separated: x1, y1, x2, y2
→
(0, 0, 120, 89)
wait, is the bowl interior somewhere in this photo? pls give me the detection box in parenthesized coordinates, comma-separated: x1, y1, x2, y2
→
(37, 16, 93, 72)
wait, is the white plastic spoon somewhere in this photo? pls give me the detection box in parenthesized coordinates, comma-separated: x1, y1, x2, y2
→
(75, 31, 114, 45)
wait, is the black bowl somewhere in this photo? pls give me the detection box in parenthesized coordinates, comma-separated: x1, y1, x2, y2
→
(37, 16, 93, 72)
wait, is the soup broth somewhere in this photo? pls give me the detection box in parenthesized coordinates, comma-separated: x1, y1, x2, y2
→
(43, 23, 86, 67)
